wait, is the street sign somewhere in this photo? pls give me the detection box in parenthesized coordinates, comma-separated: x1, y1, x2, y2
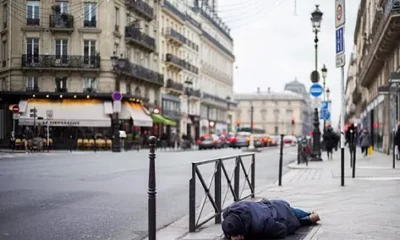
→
(320, 109, 331, 120)
(336, 53, 346, 68)
(335, 0, 346, 28)
(336, 27, 344, 54)
(321, 101, 329, 109)
(112, 91, 122, 101)
(312, 98, 321, 108)
(12, 105, 20, 113)
(13, 113, 19, 120)
(310, 83, 323, 97)
(46, 109, 53, 120)
(113, 100, 122, 113)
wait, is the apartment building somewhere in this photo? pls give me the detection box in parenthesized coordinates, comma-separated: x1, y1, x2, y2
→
(0, 0, 164, 148)
(351, 0, 400, 152)
(345, 52, 357, 123)
(234, 87, 309, 136)
(159, 0, 235, 138)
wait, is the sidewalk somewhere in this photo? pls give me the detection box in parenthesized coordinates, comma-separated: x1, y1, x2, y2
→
(153, 149, 400, 240)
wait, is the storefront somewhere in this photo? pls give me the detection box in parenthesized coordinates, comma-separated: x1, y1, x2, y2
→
(361, 95, 384, 152)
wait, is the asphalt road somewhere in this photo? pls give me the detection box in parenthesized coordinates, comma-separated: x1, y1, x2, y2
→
(0, 146, 297, 240)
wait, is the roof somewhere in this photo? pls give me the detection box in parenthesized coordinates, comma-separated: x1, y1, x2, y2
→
(234, 90, 305, 101)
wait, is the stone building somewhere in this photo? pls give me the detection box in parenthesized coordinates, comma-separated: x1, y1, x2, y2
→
(234, 87, 310, 136)
(350, 0, 400, 153)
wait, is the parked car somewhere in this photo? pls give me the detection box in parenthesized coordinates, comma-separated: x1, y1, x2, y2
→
(198, 134, 222, 150)
(229, 132, 250, 148)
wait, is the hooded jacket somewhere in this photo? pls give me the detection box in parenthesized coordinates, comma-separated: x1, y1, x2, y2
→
(222, 200, 301, 239)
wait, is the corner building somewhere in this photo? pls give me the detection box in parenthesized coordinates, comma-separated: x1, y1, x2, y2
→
(351, 0, 400, 153)
(0, 0, 163, 148)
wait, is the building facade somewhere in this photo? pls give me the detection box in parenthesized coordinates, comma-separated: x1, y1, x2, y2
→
(350, 0, 400, 153)
(159, 0, 236, 138)
(345, 52, 358, 123)
(234, 88, 309, 136)
(0, 0, 165, 148)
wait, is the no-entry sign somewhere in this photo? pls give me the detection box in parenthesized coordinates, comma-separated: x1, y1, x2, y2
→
(335, 0, 346, 28)
(12, 105, 20, 113)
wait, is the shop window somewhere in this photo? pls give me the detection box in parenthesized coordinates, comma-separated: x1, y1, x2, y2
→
(55, 77, 67, 92)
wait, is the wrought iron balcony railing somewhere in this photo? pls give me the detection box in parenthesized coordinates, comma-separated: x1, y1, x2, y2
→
(125, 26, 156, 51)
(27, 18, 40, 26)
(166, 79, 184, 92)
(125, 0, 154, 20)
(167, 28, 186, 44)
(21, 55, 100, 69)
(118, 58, 164, 86)
(166, 54, 186, 69)
(186, 88, 201, 98)
(83, 20, 97, 28)
(49, 14, 74, 29)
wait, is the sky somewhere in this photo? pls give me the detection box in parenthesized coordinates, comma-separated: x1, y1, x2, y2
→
(217, 0, 360, 128)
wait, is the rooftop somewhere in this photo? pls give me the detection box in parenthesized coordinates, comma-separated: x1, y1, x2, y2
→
(234, 90, 305, 101)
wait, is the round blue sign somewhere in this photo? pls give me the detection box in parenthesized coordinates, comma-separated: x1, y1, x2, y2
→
(310, 84, 323, 97)
(112, 91, 122, 101)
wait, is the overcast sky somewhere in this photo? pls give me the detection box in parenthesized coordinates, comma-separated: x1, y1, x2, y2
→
(217, 0, 360, 128)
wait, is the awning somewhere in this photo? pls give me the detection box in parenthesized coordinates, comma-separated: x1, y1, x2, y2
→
(18, 99, 111, 127)
(119, 102, 153, 127)
(151, 114, 176, 126)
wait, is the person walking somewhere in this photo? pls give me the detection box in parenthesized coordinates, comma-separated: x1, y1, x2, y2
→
(359, 129, 371, 157)
(394, 125, 400, 159)
(323, 127, 336, 160)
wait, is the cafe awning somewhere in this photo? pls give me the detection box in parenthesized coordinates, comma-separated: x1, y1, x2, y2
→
(119, 102, 153, 127)
(18, 99, 111, 127)
(151, 114, 176, 126)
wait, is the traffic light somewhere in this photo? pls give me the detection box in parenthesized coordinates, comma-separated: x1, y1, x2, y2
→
(291, 118, 295, 125)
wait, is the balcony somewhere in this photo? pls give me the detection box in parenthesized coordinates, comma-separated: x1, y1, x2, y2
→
(202, 92, 231, 107)
(118, 59, 164, 86)
(359, 1, 400, 87)
(166, 79, 184, 94)
(49, 14, 74, 32)
(55, 87, 68, 93)
(184, 62, 199, 74)
(83, 20, 97, 28)
(21, 55, 101, 71)
(125, 26, 156, 52)
(186, 88, 201, 98)
(352, 85, 362, 104)
(125, 0, 154, 21)
(27, 18, 40, 26)
(83, 88, 97, 93)
(165, 27, 186, 46)
(165, 54, 185, 71)
(26, 86, 39, 92)
(162, 109, 181, 120)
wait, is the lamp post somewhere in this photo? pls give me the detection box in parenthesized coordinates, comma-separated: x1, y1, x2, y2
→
(110, 52, 126, 152)
(310, 4, 323, 161)
(184, 78, 193, 139)
(321, 64, 328, 130)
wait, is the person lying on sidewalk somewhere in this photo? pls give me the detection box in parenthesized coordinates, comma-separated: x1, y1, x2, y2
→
(222, 199, 320, 240)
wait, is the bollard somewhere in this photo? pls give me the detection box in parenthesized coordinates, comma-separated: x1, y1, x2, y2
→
(352, 139, 356, 178)
(69, 135, 73, 153)
(297, 143, 301, 165)
(148, 136, 157, 240)
(278, 134, 284, 186)
(393, 131, 396, 169)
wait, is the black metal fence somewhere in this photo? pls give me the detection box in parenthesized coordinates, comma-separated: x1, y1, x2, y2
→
(189, 153, 256, 232)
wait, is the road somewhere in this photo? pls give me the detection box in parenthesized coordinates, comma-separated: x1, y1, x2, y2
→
(0, 146, 297, 240)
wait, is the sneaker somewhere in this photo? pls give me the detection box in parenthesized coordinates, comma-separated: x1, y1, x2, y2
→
(310, 212, 320, 223)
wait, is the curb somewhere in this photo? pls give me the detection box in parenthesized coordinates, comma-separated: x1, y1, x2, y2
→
(302, 225, 321, 240)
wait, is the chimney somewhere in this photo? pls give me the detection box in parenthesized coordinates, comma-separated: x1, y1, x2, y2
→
(267, 87, 271, 93)
(257, 87, 260, 93)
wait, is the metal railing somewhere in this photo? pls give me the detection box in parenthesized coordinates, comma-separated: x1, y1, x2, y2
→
(49, 14, 74, 29)
(189, 153, 256, 232)
(125, 0, 154, 20)
(125, 26, 156, 51)
(21, 55, 100, 69)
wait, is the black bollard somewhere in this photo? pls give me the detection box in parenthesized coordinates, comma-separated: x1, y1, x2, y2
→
(69, 135, 73, 153)
(393, 131, 396, 169)
(148, 136, 157, 240)
(278, 134, 284, 186)
(297, 143, 301, 165)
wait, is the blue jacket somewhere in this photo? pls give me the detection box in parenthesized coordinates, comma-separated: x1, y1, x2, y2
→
(222, 200, 301, 239)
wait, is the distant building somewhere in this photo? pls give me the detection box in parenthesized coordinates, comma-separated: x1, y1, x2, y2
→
(234, 87, 311, 136)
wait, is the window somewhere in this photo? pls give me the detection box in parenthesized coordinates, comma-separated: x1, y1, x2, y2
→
(55, 77, 67, 92)
(26, 1, 40, 25)
(55, 39, 68, 63)
(83, 40, 96, 65)
(126, 83, 131, 94)
(26, 38, 39, 64)
(114, 43, 119, 56)
(55, 1, 69, 13)
(115, 7, 119, 31)
(2, 40, 7, 66)
(83, 2, 97, 27)
(83, 77, 97, 92)
(25, 76, 38, 90)
(3, 3, 7, 29)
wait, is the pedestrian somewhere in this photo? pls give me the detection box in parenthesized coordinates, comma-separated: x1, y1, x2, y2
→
(222, 199, 320, 240)
(394, 125, 400, 159)
(323, 126, 335, 160)
(345, 123, 357, 155)
(359, 129, 370, 157)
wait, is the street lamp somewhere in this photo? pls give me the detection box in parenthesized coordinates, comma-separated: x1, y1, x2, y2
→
(321, 64, 328, 130)
(110, 52, 126, 152)
(310, 4, 323, 161)
(184, 78, 193, 139)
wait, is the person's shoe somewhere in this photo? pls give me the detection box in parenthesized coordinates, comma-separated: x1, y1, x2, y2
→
(310, 212, 320, 224)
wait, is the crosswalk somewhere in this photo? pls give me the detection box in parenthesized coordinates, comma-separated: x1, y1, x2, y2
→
(0, 151, 91, 159)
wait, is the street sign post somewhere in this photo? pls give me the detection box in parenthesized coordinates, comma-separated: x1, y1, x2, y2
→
(12, 105, 20, 113)
(112, 92, 122, 113)
(310, 83, 324, 97)
(336, 0, 346, 186)
(46, 110, 53, 150)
